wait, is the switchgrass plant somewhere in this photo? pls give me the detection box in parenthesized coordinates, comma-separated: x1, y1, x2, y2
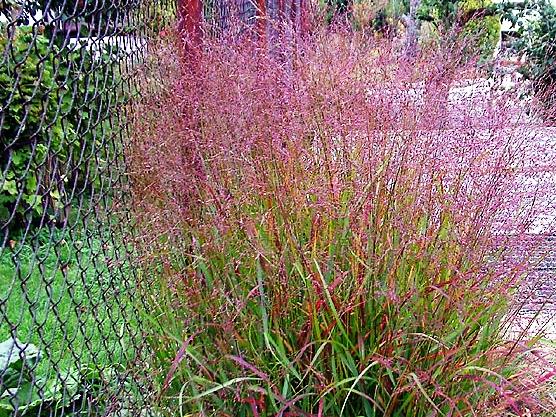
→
(129, 24, 556, 417)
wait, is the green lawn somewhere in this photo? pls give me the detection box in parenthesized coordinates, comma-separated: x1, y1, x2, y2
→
(0, 226, 135, 379)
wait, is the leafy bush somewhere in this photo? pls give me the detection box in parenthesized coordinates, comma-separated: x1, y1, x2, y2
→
(143, 0, 176, 36)
(461, 14, 500, 57)
(418, 0, 501, 57)
(500, 0, 556, 108)
(130, 27, 556, 417)
(0, 26, 117, 228)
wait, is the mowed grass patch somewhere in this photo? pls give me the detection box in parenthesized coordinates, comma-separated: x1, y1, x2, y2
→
(0, 227, 135, 378)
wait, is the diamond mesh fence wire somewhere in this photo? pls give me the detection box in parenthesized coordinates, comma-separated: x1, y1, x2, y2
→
(202, 0, 304, 38)
(0, 0, 301, 415)
(0, 1, 176, 416)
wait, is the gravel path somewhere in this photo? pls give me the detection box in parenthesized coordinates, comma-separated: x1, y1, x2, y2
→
(447, 80, 556, 340)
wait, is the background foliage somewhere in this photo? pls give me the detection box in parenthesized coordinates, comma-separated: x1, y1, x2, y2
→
(0, 25, 118, 228)
(499, 0, 556, 96)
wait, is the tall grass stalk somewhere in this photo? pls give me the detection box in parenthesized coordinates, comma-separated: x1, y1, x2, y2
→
(129, 24, 556, 417)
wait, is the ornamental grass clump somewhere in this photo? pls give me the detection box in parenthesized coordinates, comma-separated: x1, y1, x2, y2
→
(129, 25, 556, 417)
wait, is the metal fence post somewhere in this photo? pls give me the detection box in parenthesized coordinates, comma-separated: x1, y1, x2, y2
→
(178, 0, 203, 50)
(299, 0, 309, 36)
(256, 0, 267, 43)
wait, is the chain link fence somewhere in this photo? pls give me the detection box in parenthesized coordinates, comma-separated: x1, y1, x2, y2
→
(0, 1, 174, 416)
(1, 0, 303, 414)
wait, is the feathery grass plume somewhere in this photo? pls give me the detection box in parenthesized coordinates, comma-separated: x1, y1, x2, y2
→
(128, 20, 556, 417)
